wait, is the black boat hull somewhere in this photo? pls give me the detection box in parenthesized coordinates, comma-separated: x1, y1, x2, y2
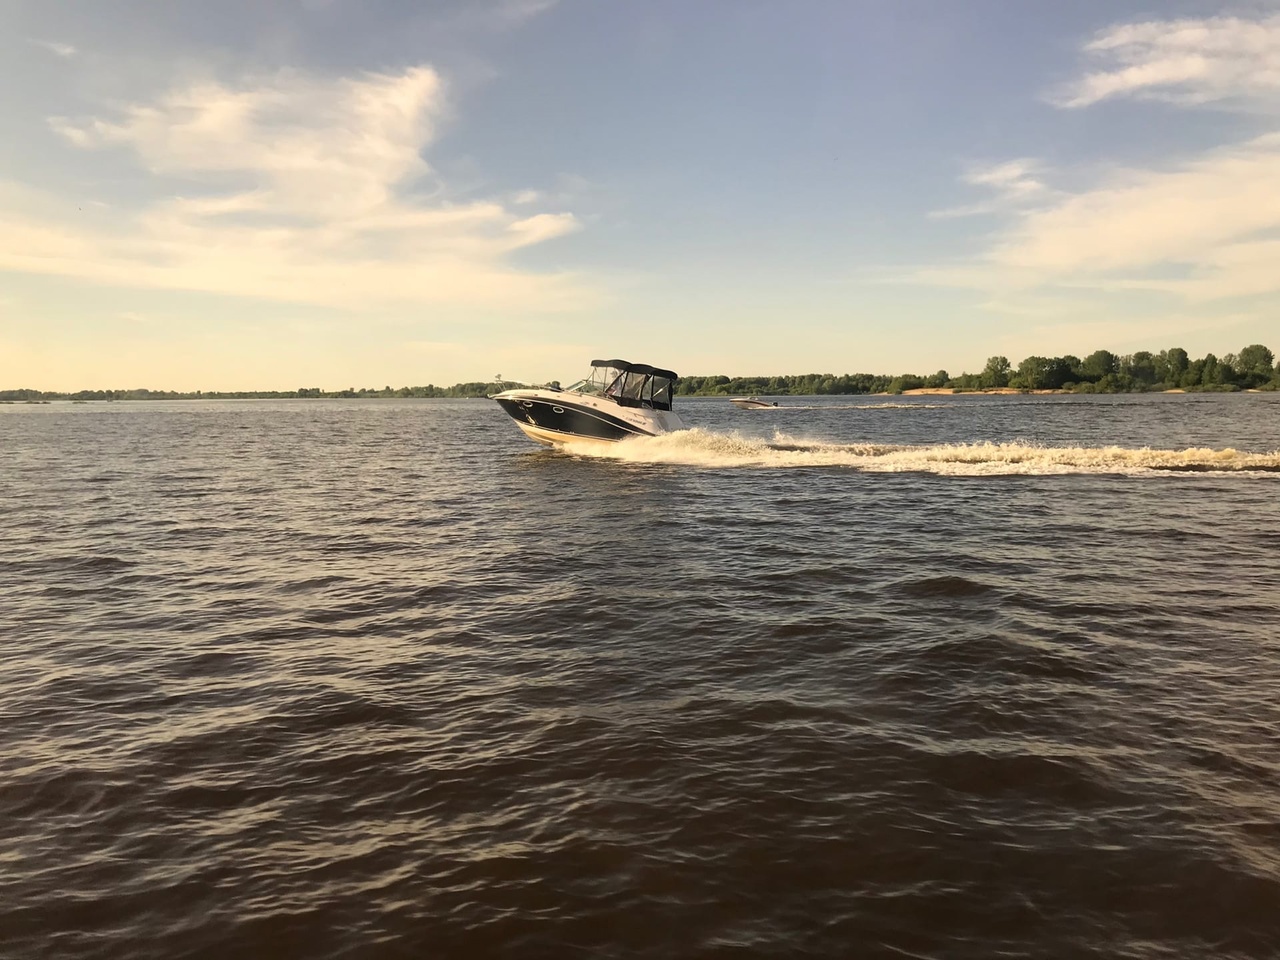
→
(494, 396, 655, 444)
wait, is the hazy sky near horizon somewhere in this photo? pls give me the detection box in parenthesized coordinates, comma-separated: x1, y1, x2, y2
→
(2, 0, 1280, 389)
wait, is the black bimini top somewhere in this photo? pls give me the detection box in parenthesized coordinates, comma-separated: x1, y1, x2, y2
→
(590, 359, 679, 411)
(591, 359, 679, 382)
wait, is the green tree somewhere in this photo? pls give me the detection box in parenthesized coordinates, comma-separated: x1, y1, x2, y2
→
(1125, 351, 1157, 387)
(1010, 356, 1050, 390)
(1237, 344, 1275, 387)
(1079, 349, 1118, 382)
(1182, 357, 1205, 388)
(1011, 355, 1075, 390)
(888, 374, 925, 394)
(1200, 353, 1220, 387)
(980, 356, 1011, 388)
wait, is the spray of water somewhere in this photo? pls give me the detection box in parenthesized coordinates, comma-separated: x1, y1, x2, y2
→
(568, 428, 1280, 476)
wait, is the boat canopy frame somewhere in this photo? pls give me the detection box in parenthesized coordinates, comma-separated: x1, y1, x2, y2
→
(579, 359, 679, 411)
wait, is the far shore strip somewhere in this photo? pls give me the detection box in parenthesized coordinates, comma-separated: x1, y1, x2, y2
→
(891, 387, 1194, 396)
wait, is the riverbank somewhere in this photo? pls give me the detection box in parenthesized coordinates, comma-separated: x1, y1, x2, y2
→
(893, 386, 1235, 396)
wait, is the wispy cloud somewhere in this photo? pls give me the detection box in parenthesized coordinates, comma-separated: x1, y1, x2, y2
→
(1054, 14, 1280, 109)
(987, 134, 1280, 284)
(930, 159, 1053, 219)
(444, 0, 560, 34)
(1, 65, 595, 311)
(923, 12, 1280, 322)
(926, 132, 1280, 302)
(117, 311, 158, 325)
(28, 38, 77, 58)
(488, 0, 559, 27)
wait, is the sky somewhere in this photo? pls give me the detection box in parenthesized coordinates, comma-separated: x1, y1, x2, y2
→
(2, 0, 1279, 390)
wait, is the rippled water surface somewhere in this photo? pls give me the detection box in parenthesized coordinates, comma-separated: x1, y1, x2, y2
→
(3, 394, 1280, 959)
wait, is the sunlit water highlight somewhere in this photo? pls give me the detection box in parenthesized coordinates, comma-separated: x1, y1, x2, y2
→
(2, 394, 1279, 959)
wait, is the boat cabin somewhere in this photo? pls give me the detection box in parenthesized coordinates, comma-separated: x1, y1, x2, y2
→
(565, 359, 679, 411)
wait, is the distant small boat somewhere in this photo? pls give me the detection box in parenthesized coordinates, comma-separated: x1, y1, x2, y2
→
(729, 397, 779, 409)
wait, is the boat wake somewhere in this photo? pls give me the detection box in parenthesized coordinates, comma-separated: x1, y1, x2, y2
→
(851, 402, 948, 410)
(575, 429, 1280, 475)
(742, 402, 946, 411)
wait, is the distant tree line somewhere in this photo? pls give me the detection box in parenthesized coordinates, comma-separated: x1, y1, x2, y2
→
(0, 383, 509, 402)
(4, 344, 1277, 401)
(677, 344, 1280, 395)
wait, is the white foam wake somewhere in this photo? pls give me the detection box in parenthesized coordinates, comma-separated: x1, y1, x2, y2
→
(741, 402, 945, 411)
(574, 429, 1280, 476)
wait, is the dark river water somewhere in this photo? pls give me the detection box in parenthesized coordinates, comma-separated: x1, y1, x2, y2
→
(3, 393, 1279, 959)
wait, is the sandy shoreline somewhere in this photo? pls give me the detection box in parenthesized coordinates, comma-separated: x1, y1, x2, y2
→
(895, 387, 1060, 396)
(893, 387, 1195, 396)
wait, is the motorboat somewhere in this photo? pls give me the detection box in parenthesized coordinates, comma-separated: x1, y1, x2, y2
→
(492, 359, 685, 447)
(729, 397, 779, 409)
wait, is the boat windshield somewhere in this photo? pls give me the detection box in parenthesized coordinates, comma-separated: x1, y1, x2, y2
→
(564, 364, 623, 398)
(563, 377, 604, 396)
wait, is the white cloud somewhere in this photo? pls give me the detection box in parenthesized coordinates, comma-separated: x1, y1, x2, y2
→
(28, 39, 77, 58)
(966, 160, 1041, 191)
(930, 159, 1052, 219)
(1056, 14, 1280, 109)
(923, 12, 1280, 318)
(61, 67, 442, 218)
(505, 212, 581, 248)
(1, 66, 595, 312)
(922, 133, 1280, 306)
(439, 0, 560, 35)
(488, 0, 559, 27)
(989, 134, 1280, 282)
